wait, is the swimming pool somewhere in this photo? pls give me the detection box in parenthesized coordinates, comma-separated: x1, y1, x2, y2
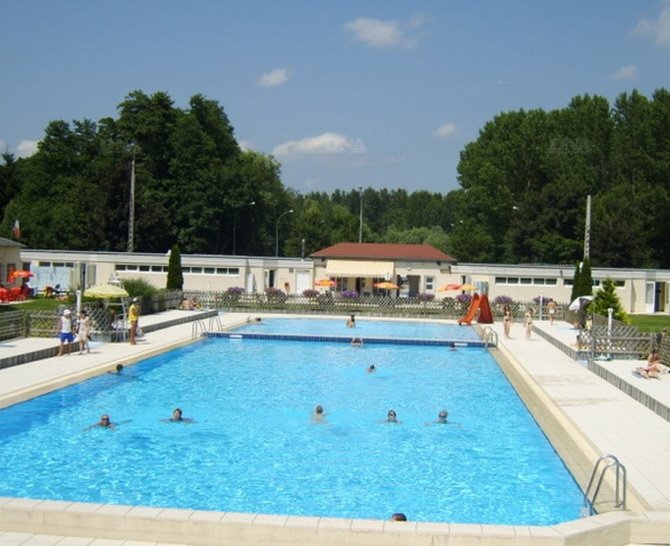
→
(0, 319, 584, 526)
(235, 317, 481, 341)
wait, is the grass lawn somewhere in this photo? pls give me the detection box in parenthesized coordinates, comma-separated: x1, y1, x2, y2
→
(0, 297, 70, 313)
(629, 314, 670, 333)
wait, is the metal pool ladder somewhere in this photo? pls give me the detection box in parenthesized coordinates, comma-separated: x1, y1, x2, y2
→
(482, 326, 498, 347)
(208, 314, 223, 331)
(192, 320, 206, 339)
(583, 454, 627, 515)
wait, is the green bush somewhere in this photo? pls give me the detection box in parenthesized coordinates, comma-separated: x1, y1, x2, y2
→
(122, 278, 159, 298)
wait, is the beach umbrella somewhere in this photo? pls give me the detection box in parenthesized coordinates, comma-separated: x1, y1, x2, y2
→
(460, 283, 477, 291)
(10, 270, 33, 280)
(84, 284, 129, 299)
(314, 279, 335, 287)
(438, 283, 463, 291)
(374, 281, 399, 290)
(568, 295, 593, 311)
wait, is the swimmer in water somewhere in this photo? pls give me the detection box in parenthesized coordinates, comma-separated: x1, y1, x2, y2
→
(312, 405, 326, 423)
(86, 414, 115, 430)
(162, 408, 193, 423)
(386, 409, 399, 423)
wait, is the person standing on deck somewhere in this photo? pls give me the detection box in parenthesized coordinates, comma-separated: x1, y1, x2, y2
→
(129, 298, 140, 345)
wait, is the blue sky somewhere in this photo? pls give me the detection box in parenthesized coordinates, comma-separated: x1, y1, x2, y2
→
(1, 1, 669, 194)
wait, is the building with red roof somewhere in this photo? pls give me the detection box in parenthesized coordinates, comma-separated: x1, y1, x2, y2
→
(311, 242, 457, 297)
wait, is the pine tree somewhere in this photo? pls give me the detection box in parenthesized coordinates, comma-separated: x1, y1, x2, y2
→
(580, 258, 593, 297)
(592, 278, 629, 323)
(166, 244, 184, 290)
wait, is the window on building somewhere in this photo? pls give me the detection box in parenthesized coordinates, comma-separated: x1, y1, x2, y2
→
(520, 278, 532, 285)
(139, 265, 150, 272)
(425, 276, 434, 291)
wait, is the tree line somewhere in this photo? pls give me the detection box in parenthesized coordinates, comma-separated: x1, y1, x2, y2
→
(1, 88, 669, 268)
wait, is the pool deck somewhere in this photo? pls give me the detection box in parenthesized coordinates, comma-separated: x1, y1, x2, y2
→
(1, 312, 670, 545)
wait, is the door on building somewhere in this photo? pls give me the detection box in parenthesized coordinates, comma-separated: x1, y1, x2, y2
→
(295, 270, 310, 295)
(654, 282, 666, 312)
(645, 282, 655, 313)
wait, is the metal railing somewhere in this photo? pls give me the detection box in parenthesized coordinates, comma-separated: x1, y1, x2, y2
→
(191, 321, 206, 339)
(584, 454, 627, 515)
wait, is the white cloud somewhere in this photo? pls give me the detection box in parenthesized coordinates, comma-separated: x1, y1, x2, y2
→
(613, 64, 637, 80)
(16, 139, 39, 158)
(343, 16, 428, 48)
(633, 5, 670, 46)
(238, 140, 254, 151)
(259, 68, 289, 87)
(434, 122, 457, 139)
(272, 132, 367, 158)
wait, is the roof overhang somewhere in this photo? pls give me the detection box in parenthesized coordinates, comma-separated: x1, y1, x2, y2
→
(325, 259, 395, 278)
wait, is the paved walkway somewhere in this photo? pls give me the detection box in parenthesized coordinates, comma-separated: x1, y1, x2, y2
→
(1, 313, 670, 545)
(496, 317, 670, 511)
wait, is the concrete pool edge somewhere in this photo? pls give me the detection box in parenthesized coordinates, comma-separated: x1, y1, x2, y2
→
(490, 341, 650, 515)
(1, 497, 670, 545)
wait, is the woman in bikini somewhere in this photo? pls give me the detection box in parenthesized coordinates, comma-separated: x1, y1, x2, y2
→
(502, 304, 512, 339)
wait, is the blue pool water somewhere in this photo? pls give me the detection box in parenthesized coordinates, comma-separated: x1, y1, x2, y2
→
(236, 317, 481, 341)
(0, 320, 583, 525)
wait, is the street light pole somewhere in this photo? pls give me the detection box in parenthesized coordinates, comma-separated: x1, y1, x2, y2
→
(358, 186, 363, 243)
(233, 201, 255, 256)
(128, 149, 136, 252)
(275, 209, 294, 257)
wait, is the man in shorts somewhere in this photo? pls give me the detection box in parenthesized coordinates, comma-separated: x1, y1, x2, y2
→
(57, 309, 75, 356)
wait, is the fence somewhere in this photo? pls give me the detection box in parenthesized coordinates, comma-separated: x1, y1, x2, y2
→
(0, 290, 185, 341)
(563, 308, 654, 360)
(0, 291, 660, 360)
(0, 311, 24, 341)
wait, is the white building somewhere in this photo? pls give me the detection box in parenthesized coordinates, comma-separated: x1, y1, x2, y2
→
(18, 244, 670, 314)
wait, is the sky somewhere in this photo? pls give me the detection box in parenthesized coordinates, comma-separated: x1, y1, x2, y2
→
(1, 1, 669, 195)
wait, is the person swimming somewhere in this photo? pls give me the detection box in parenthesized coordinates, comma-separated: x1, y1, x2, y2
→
(312, 405, 326, 423)
(163, 407, 193, 423)
(386, 409, 398, 423)
(87, 414, 115, 430)
(436, 410, 448, 424)
(346, 314, 356, 328)
(367, 364, 376, 373)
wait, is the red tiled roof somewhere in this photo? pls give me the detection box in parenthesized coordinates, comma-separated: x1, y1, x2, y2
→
(310, 243, 455, 262)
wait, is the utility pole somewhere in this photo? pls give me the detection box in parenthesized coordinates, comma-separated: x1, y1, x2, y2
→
(128, 149, 136, 253)
(583, 194, 591, 260)
(358, 186, 363, 243)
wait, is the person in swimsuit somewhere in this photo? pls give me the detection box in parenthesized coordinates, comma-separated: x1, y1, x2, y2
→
(524, 308, 533, 340)
(502, 304, 512, 339)
(547, 300, 557, 326)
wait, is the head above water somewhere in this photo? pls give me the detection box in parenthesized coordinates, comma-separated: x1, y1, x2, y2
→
(438, 410, 448, 423)
(314, 405, 323, 415)
(387, 409, 397, 422)
(390, 512, 407, 521)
